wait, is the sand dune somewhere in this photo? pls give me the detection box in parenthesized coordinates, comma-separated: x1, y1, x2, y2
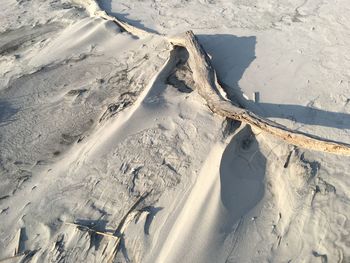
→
(0, 0, 350, 262)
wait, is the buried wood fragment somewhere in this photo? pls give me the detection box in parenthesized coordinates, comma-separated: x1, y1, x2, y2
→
(107, 191, 151, 263)
(65, 191, 151, 263)
(0, 228, 37, 263)
(64, 222, 120, 240)
(13, 228, 22, 256)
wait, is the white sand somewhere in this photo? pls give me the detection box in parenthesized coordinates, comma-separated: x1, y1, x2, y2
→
(0, 0, 350, 262)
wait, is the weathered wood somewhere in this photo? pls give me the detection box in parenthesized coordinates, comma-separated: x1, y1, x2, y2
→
(169, 31, 350, 155)
(64, 222, 121, 240)
(73, 0, 155, 38)
(79, 0, 350, 155)
(66, 192, 150, 263)
(107, 191, 151, 263)
(13, 228, 22, 256)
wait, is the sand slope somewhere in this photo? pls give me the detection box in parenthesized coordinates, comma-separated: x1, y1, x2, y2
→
(0, 0, 350, 262)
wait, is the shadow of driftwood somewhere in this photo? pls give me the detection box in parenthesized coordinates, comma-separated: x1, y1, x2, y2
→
(198, 34, 350, 130)
(255, 103, 350, 129)
(219, 126, 266, 229)
(197, 34, 256, 99)
(97, 0, 159, 34)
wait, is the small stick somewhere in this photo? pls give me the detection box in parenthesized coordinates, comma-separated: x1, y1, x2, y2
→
(65, 191, 151, 263)
(107, 191, 151, 263)
(64, 222, 120, 240)
(14, 228, 22, 256)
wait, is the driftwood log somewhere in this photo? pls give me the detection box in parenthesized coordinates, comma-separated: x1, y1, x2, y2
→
(169, 31, 350, 155)
(78, 0, 350, 155)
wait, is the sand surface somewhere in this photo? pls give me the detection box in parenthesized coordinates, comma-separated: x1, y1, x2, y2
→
(0, 0, 350, 262)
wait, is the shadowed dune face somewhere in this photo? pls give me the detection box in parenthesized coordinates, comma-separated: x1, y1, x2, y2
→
(220, 126, 266, 228)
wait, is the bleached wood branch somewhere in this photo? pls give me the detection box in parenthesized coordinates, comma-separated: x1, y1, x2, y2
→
(80, 0, 350, 155)
(13, 228, 22, 256)
(73, 0, 156, 38)
(169, 31, 350, 155)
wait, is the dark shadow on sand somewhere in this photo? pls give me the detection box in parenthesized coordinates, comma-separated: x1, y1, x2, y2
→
(198, 34, 350, 130)
(0, 100, 19, 127)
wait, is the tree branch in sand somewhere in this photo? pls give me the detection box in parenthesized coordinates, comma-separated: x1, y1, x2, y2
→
(79, 0, 350, 155)
(169, 31, 350, 155)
